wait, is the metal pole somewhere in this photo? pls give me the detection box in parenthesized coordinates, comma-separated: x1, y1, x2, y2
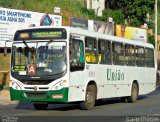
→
(155, 0, 158, 68)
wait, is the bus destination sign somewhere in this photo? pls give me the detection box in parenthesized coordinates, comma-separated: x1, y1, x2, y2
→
(14, 28, 67, 40)
(32, 31, 63, 38)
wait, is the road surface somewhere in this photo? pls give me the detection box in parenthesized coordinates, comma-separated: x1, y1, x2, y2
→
(0, 87, 160, 122)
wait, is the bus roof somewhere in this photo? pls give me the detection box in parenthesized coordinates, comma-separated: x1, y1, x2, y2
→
(15, 26, 154, 49)
(69, 27, 154, 49)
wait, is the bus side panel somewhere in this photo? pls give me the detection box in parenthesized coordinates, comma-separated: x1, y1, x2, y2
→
(96, 65, 131, 98)
(96, 65, 156, 98)
(94, 65, 117, 99)
(115, 66, 138, 97)
(138, 68, 156, 95)
(139, 84, 156, 95)
(68, 71, 86, 102)
(116, 67, 156, 97)
(97, 84, 117, 99)
(116, 84, 131, 97)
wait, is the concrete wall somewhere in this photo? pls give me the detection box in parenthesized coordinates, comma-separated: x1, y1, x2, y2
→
(0, 49, 11, 87)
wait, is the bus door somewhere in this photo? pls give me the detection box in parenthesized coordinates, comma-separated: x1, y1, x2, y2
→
(69, 34, 86, 101)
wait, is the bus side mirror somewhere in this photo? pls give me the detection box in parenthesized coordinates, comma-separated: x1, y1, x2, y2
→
(4, 47, 7, 56)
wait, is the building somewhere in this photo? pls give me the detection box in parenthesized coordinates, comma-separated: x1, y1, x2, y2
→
(86, 0, 105, 16)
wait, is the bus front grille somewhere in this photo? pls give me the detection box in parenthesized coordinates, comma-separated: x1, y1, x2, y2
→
(23, 80, 53, 85)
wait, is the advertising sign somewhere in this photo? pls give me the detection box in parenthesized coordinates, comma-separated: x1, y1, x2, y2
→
(125, 27, 147, 42)
(89, 20, 114, 35)
(116, 25, 147, 42)
(70, 17, 114, 35)
(0, 7, 62, 47)
(70, 17, 88, 30)
(115, 25, 126, 37)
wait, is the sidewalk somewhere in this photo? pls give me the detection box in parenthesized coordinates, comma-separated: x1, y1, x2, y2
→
(0, 90, 18, 105)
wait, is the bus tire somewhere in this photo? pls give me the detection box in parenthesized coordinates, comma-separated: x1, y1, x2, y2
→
(80, 85, 96, 110)
(127, 82, 139, 103)
(33, 103, 48, 110)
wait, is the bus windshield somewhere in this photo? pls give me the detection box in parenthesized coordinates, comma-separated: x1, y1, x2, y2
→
(11, 41, 67, 76)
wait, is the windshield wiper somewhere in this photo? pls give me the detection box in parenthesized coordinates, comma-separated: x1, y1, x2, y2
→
(46, 39, 54, 46)
(23, 41, 29, 47)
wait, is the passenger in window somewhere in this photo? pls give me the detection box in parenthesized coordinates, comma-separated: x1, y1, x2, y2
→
(86, 51, 91, 62)
(91, 52, 96, 63)
(98, 53, 102, 63)
(86, 51, 97, 63)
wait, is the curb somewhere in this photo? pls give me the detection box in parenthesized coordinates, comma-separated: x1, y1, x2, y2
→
(0, 88, 15, 105)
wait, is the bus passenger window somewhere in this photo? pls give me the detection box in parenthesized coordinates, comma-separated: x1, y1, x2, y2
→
(125, 44, 135, 66)
(85, 37, 98, 63)
(145, 48, 155, 67)
(112, 42, 124, 65)
(136, 46, 145, 67)
(98, 39, 111, 64)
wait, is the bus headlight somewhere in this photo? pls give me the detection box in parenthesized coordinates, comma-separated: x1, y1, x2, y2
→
(10, 81, 21, 90)
(51, 80, 63, 90)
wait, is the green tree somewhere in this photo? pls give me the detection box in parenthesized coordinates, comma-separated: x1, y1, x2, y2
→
(102, 9, 125, 24)
(105, 0, 155, 26)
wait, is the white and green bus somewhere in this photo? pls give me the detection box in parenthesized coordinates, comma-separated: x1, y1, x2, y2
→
(7, 26, 156, 110)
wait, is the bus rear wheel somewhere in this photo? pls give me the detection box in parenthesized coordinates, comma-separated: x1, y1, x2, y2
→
(128, 82, 139, 103)
(80, 85, 96, 110)
(33, 103, 48, 110)
(123, 82, 138, 103)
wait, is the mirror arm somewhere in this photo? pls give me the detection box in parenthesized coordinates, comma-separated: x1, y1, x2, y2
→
(4, 40, 12, 56)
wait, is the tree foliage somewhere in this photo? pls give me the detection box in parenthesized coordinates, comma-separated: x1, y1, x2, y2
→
(105, 0, 155, 26)
(0, 0, 17, 7)
(148, 35, 155, 46)
(102, 9, 125, 24)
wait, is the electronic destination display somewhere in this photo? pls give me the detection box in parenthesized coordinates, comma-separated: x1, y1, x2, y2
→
(14, 28, 67, 40)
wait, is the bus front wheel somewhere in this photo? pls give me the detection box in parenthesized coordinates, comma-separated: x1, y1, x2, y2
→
(80, 84, 96, 110)
(33, 103, 48, 110)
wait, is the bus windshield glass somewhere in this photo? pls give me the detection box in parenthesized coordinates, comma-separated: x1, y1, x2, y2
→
(11, 41, 67, 76)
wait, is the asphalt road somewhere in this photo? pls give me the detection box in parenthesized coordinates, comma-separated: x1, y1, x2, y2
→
(1, 87, 160, 122)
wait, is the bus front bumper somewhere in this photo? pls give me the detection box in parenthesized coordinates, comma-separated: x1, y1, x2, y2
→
(10, 87, 68, 103)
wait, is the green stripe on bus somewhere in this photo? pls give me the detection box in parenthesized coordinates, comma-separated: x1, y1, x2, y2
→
(10, 87, 68, 103)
